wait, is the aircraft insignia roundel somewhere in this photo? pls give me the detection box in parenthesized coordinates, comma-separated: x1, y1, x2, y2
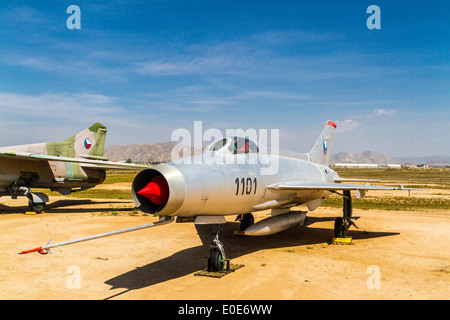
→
(84, 138, 92, 149)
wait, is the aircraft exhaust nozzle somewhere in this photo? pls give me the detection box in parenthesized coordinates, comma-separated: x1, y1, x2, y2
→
(243, 212, 307, 236)
(132, 164, 186, 215)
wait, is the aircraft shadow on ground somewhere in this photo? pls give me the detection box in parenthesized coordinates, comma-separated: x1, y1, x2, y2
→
(0, 199, 134, 214)
(104, 219, 399, 298)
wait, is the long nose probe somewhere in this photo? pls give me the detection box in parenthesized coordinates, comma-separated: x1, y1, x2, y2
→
(19, 216, 174, 255)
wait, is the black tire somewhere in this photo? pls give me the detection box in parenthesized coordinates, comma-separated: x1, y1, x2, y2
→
(334, 217, 346, 238)
(28, 200, 45, 213)
(208, 249, 225, 272)
(240, 213, 254, 231)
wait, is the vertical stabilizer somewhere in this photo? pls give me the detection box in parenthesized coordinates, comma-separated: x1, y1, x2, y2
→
(46, 123, 108, 160)
(307, 121, 337, 166)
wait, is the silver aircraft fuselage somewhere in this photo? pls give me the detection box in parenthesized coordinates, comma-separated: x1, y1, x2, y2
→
(132, 149, 338, 218)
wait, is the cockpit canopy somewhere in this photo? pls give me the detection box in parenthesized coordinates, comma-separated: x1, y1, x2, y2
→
(207, 137, 259, 154)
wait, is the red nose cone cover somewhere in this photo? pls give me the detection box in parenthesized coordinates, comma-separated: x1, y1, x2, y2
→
(137, 176, 169, 205)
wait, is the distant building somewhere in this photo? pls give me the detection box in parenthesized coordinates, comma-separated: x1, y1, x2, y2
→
(332, 163, 402, 168)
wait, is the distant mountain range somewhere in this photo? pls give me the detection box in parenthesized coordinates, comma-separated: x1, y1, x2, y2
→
(104, 143, 450, 165)
(331, 152, 450, 165)
(331, 151, 396, 165)
(104, 142, 179, 164)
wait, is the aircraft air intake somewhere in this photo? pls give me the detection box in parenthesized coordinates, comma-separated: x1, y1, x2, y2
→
(132, 164, 186, 215)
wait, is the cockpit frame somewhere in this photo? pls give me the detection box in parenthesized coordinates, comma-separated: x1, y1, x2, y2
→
(206, 137, 259, 155)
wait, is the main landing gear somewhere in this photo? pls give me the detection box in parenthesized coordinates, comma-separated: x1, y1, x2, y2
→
(334, 190, 358, 238)
(236, 213, 254, 231)
(9, 180, 48, 213)
(208, 224, 227, 272)
(28, 198, 46, 213)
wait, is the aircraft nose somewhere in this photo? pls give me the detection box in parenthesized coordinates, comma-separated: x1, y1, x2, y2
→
(137, 176, 169, 205)
(132, 163, 185, 215)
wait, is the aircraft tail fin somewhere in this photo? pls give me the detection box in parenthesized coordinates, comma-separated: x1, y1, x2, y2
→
(46, 123, 108, 160)
(307, 121, 337, 166)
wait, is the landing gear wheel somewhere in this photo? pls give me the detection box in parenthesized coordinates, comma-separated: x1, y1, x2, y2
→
(28, 200, 45, 213)
(334, 217, 346, 238)
(207, 224, 227, 272)
(239, 213, 254, 231)
(208, 248, 225, 272)
(334, 190, 358, 238)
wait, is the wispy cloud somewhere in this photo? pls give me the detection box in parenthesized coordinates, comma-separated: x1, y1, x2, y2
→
(242, 91, 311, 101)
(336, 119, 361, 132)
(134, 56, 235, 76)
(0, 91, 177, 146)
(0, 5, 51, 25)
(251, 29, 344, 46)
(0, 92, 123, 121)
(373, 108, 396, 116)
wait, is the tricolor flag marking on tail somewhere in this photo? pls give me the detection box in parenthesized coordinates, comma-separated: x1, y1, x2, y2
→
(84, 138, 92, 149)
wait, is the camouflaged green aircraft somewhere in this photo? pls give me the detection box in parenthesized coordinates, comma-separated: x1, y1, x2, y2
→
(0, 123, 147, 213)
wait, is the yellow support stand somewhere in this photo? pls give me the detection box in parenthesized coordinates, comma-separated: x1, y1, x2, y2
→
(331, 237, 353, 245)
(25, 211, 45, 215)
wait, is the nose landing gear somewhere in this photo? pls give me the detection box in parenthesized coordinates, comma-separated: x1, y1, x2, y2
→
(208, 224, 227, 272)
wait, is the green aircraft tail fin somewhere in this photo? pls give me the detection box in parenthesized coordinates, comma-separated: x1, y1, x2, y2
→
(46, 123, 108, 159)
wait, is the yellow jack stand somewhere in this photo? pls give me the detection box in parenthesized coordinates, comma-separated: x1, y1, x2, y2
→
(331, 237, 353, 245)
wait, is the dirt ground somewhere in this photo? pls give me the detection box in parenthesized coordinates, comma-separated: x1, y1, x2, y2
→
(0, 193, 449, 300)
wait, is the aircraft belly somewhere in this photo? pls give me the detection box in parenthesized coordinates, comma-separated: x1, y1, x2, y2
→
(0, 159, 20, 178)
(0, 174, 19, 187)
(293, 189, 331, 204)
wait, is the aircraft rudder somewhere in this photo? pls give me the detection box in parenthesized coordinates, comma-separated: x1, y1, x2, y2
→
(307, 120, 337, 166)
(87, 123, 107, 158)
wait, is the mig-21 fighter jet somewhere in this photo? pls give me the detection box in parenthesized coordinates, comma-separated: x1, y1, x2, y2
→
(0, 123, 146, 213)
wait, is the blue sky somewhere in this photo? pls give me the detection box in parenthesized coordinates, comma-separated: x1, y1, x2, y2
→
(0, 0, 449, 157)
